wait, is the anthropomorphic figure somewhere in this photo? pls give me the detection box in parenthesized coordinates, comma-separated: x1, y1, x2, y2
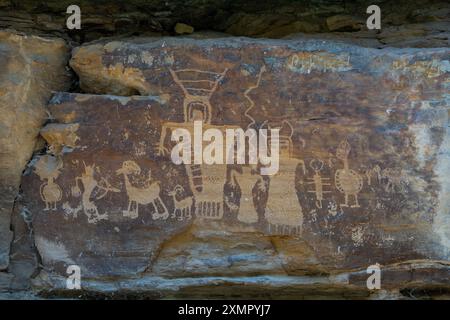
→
(35, 155, 63, 211)
(71, 162, 120, 223)
(264, 121, 306, 235)
(158, 68, 231, 220)
(229, 165, 266, 224)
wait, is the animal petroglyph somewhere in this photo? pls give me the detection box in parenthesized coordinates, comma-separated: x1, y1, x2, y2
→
(335, 140, 363, 208)
(34, 156, 63, 211)
(159, 125, 231, 220)
(71, 162, 120, 223)
(307, 159, 331, 209)
(116, 160, 169, 220)
(168, 184, 193, 221)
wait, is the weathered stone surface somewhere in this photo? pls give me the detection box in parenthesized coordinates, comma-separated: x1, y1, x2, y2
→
(285, 21, 450, 48)
(18, 38, 449, 297)
(0, 272, 13, 291)
(0, 0, 447, 47)
(7, 192, 40, 291)
(326, 15, 363, 32)
(0, 30, 71, 270)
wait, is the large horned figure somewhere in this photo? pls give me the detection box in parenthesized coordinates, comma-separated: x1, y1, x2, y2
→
(159, 68, 229, 220)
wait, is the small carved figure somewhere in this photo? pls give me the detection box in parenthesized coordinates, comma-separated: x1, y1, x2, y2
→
(72, 162, 120, 223)
(365, 165, 381, 186)
(307, 159, 331, 209)
(334, 140, 363, 208)
(40, 177, 62, 211)
(34, 156, 63, 211)
(168, 184, 193, 221)
(116, 160, 169, 220)
(380, 168, 408, 193)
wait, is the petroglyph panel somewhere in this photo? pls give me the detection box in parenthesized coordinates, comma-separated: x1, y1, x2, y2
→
(20, 39, 449, 284)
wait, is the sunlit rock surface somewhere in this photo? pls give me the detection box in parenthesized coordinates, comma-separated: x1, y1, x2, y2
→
(15, 38, 449, 297)
(0, 30, 70, 274)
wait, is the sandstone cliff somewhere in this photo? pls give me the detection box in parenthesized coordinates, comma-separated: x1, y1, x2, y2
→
(0, 30, 70, 278)
(0, 1, 449, 299)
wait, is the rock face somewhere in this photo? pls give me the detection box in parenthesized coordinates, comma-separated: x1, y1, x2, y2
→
(0, 30, 70, 272)
(17, 38, 449, 297)
(0, 0, 447, 47)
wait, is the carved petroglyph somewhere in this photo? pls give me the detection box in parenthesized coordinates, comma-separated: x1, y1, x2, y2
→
(158, 67, 230, 154)
(307, 159, 331, 209)
(287, 52, 352, 73)
(391, 58, 446, 79)
(334, 140, 363, 208)
(364, 165, 408, 193)
(34, 156, 63, 211)
(266, 120, 294, 158)
(230, 166, 266, 224)
(40, 177, 62, 211)
(188, 164, 226, 220)
(116, 160, 169, 220)
(327, 199, 340, 216)
(160, 67, 235, 220)
(62, 202, 82, 219)
(169, 68, 228, 124)
(365, 165, 381, 186)
(380, 168, 409, 193)
(264, 121, 306, 235)
(71, 162, 120, 223)
(159, 123, 232, 220)
(28, 41, 450, 285)
(351, 225, 365, 247)
(244, 65, 266, 129)
(168, 184, 193, 221)
(49, 64, 402, 227)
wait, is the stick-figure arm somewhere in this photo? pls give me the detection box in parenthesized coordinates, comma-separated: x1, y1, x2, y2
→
(157, 125, 170, 155)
